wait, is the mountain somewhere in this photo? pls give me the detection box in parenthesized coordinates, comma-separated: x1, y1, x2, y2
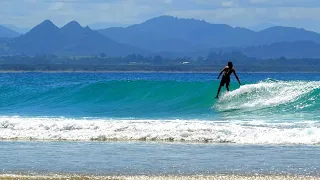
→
(242, 41, 320, 58)
(2, 24, 30, 34)
(6, 20, 145, 56)
(3, 16, 320, 58)
(249, 22, 275, 32)
(209, 41, 320, 59)
(88, 22, 128, 30)
(98, 16, 320, 53)
(9, 20, 62, 54)
(0, 25, 20, 38)
(98, 16, 256, 52)
(0, 37, 10, 43)
(58, 20, 144, 56)
(257, 26, 320, 45)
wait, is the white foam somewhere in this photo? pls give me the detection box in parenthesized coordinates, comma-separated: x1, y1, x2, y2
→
(0, 116, 319, 145)
(215, 80, 320, 112)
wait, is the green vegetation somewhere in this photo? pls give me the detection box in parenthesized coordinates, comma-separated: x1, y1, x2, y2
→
(0, 52, 319, 72)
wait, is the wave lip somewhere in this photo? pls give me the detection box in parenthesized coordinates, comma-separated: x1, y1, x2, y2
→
(1, 117, 320, 145)
(215, 79, 320, 112)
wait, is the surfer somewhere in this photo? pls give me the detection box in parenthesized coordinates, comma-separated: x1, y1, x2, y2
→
(215, 61, 241, 98)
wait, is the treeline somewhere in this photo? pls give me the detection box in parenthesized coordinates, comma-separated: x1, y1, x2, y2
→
(0, 52, 319, 72)
(0, 54, 192, 65)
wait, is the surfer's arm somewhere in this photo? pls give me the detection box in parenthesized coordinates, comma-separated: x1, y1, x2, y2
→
(217, 67, 226, 79)
(233, 70, 241, 85)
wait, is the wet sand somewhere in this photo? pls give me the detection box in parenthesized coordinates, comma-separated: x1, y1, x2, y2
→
(0, 175, 319, 180)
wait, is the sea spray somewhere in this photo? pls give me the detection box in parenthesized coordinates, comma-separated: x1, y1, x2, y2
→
(215, 79, 320, 112)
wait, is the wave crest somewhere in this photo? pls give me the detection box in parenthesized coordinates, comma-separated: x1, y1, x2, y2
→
(215, 80, 320, 113)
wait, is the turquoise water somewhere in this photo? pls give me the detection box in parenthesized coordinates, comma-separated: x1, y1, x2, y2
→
(0, 73, 319, 118)
(0, 72, 319, 144)
(0, 72, 319, 176)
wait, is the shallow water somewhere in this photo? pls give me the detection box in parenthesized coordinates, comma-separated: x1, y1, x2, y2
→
(1, 141, 320, 176)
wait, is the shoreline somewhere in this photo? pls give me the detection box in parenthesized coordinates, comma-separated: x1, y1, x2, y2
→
(0, 70, 320, 73)
(1, 174, 319, 180)
(1, 142, 319, 178)
(0, 138, 320, 146)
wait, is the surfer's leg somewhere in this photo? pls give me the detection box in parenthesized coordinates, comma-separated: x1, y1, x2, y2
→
(226, 82, 230, 91)
(216, 78, 225, 98)
(215, 85, 222, 98)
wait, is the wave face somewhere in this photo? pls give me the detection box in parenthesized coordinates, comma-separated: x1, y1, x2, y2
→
(0, 79, 216, 118)
(0, 73, 319, 120)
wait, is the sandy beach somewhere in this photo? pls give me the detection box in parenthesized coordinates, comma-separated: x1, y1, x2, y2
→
(1, 175, 319, 180)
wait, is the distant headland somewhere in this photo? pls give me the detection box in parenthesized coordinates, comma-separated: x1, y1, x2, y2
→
(1, 16, 320, 72)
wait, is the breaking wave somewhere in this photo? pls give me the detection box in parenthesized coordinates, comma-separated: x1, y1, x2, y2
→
(0, 116, 319, 145)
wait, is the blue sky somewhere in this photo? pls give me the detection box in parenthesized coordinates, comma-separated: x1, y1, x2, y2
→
(1, 0, 320, 32)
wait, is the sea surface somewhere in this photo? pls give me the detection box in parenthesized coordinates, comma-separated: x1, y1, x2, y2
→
(0, 72, 319, 177)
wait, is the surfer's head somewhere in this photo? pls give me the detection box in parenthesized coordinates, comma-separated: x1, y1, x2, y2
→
(228, 61, 233, 68)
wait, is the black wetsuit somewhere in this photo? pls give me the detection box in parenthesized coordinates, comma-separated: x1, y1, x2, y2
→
(220, 67, 233, 87)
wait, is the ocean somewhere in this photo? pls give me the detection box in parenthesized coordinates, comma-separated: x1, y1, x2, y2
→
(0, 72, 319, 179)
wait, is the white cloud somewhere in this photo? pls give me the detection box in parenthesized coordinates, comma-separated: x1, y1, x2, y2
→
(164, 0, 173, 4)
(49, 2, 65, 11)
(24, 0, 37, 3)
(221, 1, 236, 7)
(193, 0, 320, 7)
(249, 0, 267, 3)
(1, 0, 320, 32)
